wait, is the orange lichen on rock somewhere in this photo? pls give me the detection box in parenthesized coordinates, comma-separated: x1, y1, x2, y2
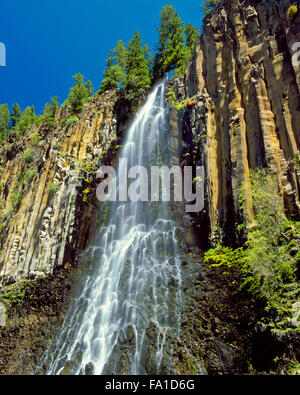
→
(187, 100, 196, 107)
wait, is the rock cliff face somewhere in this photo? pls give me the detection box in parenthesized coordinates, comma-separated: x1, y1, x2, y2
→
(181, 0, 300, 243)
(0, 91, 131, 287)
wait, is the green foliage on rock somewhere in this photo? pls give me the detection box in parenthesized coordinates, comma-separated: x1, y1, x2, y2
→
(30, 131, 41, 146)
(205, 169, 300, 317)
(23, 146, 36, 162)
(0, 104, 10, 143)
(64, 116, 79, 126)
(48, 182, 60, 195)
(11, 191, 23, 209)
(23, 168, 37, 184)
(204, 245, 247, 269)
(0, 279, 33, 309)
(287, 5, 298, 23)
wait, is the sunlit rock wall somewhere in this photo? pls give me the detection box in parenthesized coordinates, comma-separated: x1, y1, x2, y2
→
(0, 90, 130, 286)
(181, 0, 300, 242)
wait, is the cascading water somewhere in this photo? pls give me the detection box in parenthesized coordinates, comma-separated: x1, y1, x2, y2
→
(39, 81, 186, 375)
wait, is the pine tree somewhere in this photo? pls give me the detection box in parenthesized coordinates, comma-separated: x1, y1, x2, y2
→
(67, 73, 93, 113)
(43, 96, 59, 124)
(114, 40, 127, 69)
(143, 43, 153, 70)
(11, 103, 21, 128)
(161, 14, 186, 74)
(14, 105, 37, 135)
(185, 24, 200, 53)
(125, 31, 151, 95)
(176, 24, 200, 75)
(153, 5, 195, 79)
(85, 80, 94, 97)
(153, 5, 179, 80)
(99, 50, 126, 93)
(0, 104, 10, 143)
(158, 5, 180, 54)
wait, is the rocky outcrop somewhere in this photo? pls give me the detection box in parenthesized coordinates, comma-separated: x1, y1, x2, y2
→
(180, 0, 300, 243)
(0, 90, 131, 287)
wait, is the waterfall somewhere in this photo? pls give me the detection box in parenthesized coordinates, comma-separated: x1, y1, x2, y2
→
(39, 81, 185, 375)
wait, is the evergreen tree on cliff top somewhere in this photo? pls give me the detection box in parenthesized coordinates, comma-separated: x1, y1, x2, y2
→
(42, 96, 59, 125)
(125, 31, 151, 97)
(0, 104, 10, 143)
(67, 73, 93, 114)
(153, 5, 199, 80)
(114, 40, 127, 70)
(99, 34, 151, 98)
(99, 45, 127, 93)
(14, 105, 38, 135)
(11, 103, 21, 129)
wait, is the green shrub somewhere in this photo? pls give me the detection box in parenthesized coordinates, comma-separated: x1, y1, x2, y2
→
(294, 153, 300, 169)
(11, 191, 23, 209)
(287, 5, 298, 23)
(48, 182, 60, 195)
(0, 279, 33, 308)
(23, 168, 37, 184)
(23, 147, 35, 162)
(204, 245, 247, 269)
(205, 169, 300, 317)
(65, 116, 79, 126)
(30, 132, 40, 146)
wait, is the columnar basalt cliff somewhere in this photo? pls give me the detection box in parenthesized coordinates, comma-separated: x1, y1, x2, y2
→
(181, 0, 300, 243)
(0, 91, 131, 287)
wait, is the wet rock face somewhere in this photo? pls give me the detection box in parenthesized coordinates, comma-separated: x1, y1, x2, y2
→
(182, 0, 300, 242)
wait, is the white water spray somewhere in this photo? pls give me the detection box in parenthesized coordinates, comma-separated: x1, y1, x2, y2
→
(40, 81, 184, 375)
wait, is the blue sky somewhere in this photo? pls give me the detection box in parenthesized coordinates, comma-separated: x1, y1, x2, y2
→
(0, 0, 204, 114)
